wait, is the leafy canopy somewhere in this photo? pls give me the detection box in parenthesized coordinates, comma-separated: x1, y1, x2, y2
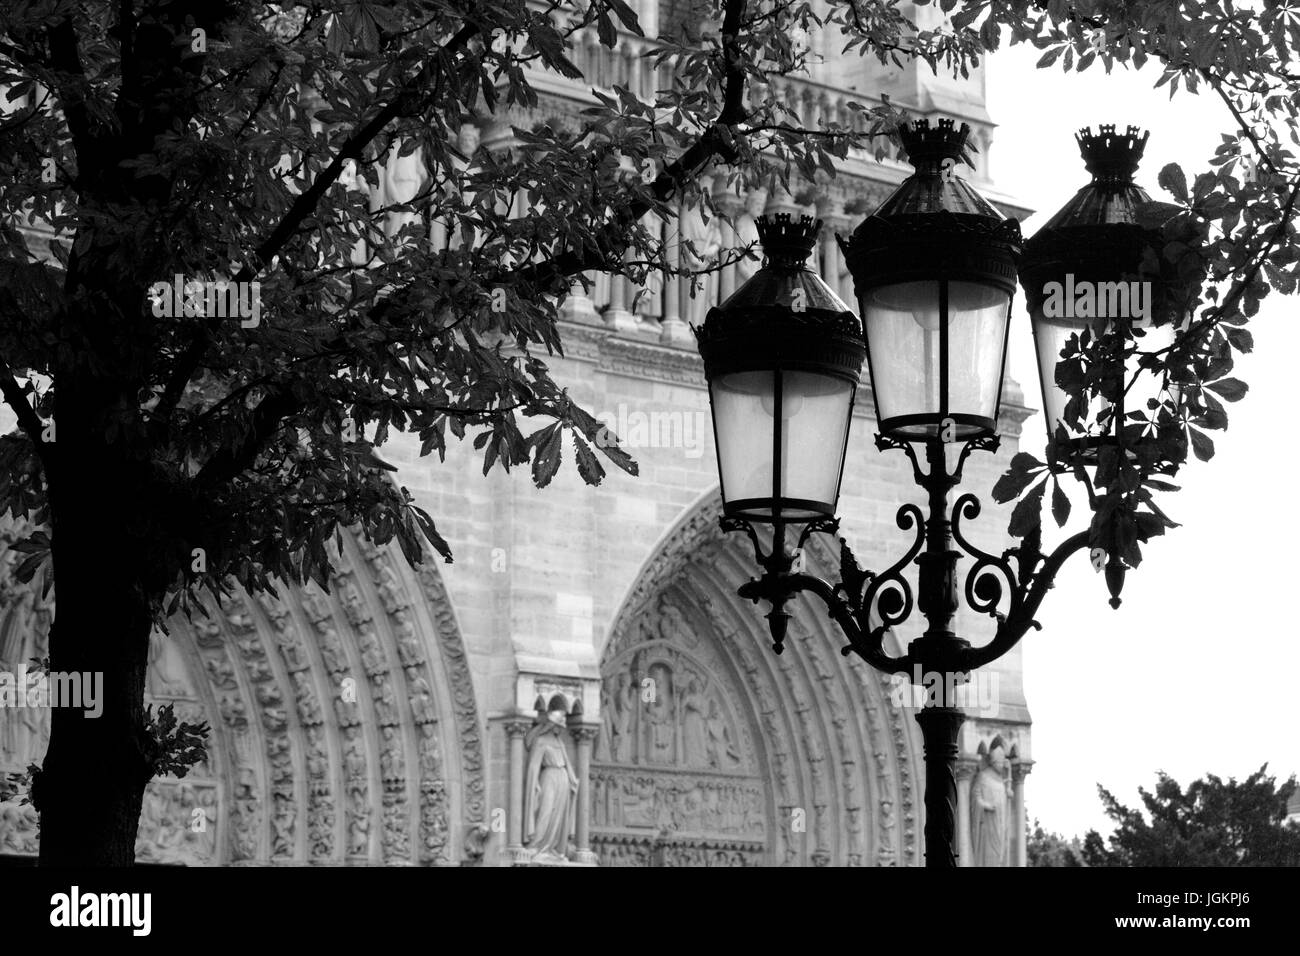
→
(1083, 765, 1300, 866)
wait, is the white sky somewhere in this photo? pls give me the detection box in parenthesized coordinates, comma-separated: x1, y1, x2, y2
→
(986, 41, 1300, 839)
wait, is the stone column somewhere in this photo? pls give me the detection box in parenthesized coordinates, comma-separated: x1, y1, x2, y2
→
(816, 201, 844, 293)
(568, 721, 601, 865)
(660, 217, 690, 345)
(504, 715, 532, 865)
(714, 187, 743, 302)
(639, 0, 658, 39)
(636, 214, 664, 335)
(956, 759, 977, 867)
(1011, 758, 1033, 867)
(562, 276, 600, 325)
(603, 260, 637, 332)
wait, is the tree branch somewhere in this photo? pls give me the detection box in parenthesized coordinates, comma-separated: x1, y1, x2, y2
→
(0, 357, 49, 461)
(155, 21, 482, 423)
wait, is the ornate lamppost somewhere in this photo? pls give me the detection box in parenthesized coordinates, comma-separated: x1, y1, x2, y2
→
(695, 118, 1174, 867)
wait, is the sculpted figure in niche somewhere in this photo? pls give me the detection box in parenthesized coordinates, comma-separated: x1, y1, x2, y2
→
(679, 674, 709, 767)
(417, 721, 444, 782)
(601, 670, 635, 763)
(358, 624, 386, 675)
(705, 699, 739, 769)
(318, 623, 347, 674)
(655, 599, 690, 645)
(146, 628, 189, 698)
(381, 140, 426, 240)
(643, 663, 675, 764)
(969, 736, 1011, 867)
(732, 188, 769, 286)
(407, 669, 437, 725)
(678, 196, 721, 325)
(344, 725, 368, 791)
(348, 788, 371, 857)
(523, 695, 579, 861)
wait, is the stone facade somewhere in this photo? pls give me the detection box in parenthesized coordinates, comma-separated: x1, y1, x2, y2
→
(0, 1, 1036, 865)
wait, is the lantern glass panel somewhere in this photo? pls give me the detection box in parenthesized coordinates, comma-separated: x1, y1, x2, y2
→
(861, 279, 1010, 437)
(947, 280, 1012, 425)
(710, 368, 855, 522)
(1031, 310, 1180, 444)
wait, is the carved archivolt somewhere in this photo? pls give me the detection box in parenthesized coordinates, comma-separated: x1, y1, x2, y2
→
(0, 525, 484, 866)
(594, 492, 922, 866)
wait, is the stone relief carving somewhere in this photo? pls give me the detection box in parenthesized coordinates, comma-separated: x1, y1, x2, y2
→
(414, 560, 487, 834)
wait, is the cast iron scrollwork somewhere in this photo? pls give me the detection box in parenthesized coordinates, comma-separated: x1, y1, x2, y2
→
(950, 493, 1020, 624)
(718, 435, 1098, 679)
(855, 502, 924, 647)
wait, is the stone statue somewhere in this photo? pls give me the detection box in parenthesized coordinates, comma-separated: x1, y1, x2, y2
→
(407, 669, 437, 725)
(643, 663, 675, 764)
(344, 726, 368, 792)
(678, 198, 721, 325)
(359, 623, 386, 675)
(705, 699, 739, 769)
(732, 188, 769, 286)
(348, 788, 372, 857)
(417, 722, 444, 783)
(680, 675, 709, 767)
(146, 627, 189, 697)
(318, 624, 347, 674)
(969, 736, 1011, 867)
(523, 696, 579, 861)
(382, 140, 426, 239)
(601, 671, 635, 763)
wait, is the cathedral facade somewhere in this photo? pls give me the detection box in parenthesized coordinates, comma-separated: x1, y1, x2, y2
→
(0, 2, 1036, 866)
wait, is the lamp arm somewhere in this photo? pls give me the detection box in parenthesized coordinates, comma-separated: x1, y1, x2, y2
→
(963, 529, 1090, 670)
(740, 569, 913, 674)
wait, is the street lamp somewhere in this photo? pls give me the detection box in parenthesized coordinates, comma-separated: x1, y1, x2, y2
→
(697, 214, 865, 527)
(1018, 124, 1186, 466)
(852, 120, 1020, 443)
(697, 118, 1108, 868)
(695, 212, 865, 646)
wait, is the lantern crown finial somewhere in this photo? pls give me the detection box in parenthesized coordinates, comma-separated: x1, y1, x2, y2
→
(756, 213, 820, 270)
(1075, 124, 1149, 184)
(898, 118, 971, 167)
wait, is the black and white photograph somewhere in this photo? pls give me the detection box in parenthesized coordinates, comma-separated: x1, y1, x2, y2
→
(0, 0, 1294, 939)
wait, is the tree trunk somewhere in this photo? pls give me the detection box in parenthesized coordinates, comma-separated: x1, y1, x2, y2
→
(36, 380, 158, 866)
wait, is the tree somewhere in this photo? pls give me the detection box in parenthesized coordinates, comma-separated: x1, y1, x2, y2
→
(1083, 765, 1300, 866)
(0, 0, 1296, 867)
(1027, 817, 1087, 866)
(0, 0, 907, 865)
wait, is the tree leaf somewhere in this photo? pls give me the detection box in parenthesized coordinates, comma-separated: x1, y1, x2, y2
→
(991, 452, 1046, 504)
(1009, 479, 1047, 538)
(531, 424, 564, 488)
(573, 434, 606, 486)
(1206, 377, 1248, 402)
(1158, 162, 1189, 203)
(1189, 427, 1215, 462)
(1224, 326, 1254, 353)
(604, 0, 643, 36)
(1051, 479, 1071, 528)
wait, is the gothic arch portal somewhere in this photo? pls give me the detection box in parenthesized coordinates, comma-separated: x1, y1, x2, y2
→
(593, 490, 923, 866)
(0, 525, 486, 866)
